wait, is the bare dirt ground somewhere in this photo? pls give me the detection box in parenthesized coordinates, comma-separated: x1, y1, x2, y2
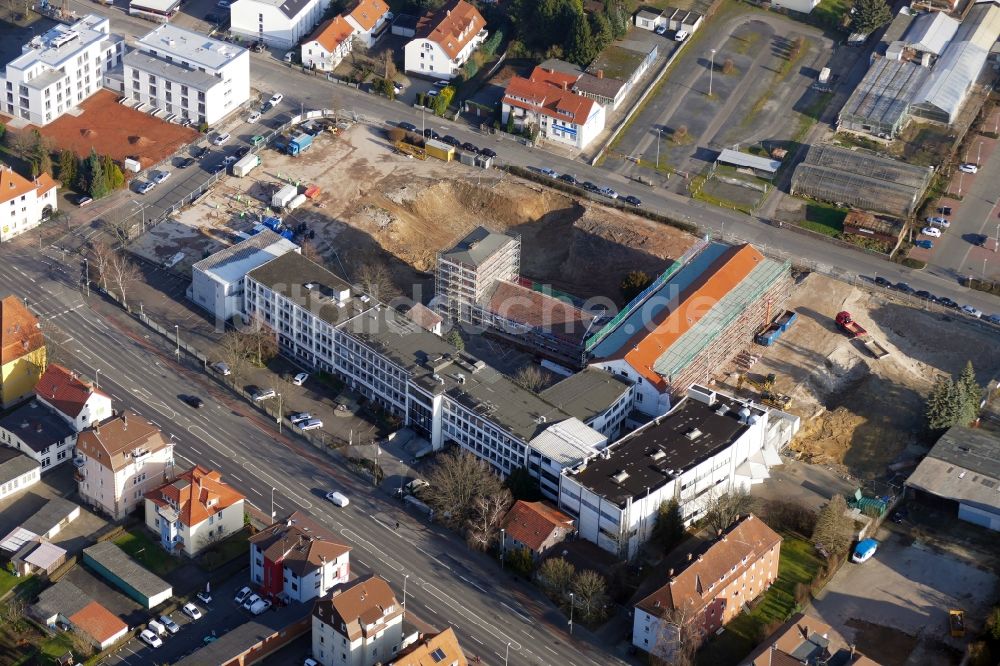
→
(10, 90, 199, 168)
(133, 123, 696, 302)
(715, 273, 1000, 480)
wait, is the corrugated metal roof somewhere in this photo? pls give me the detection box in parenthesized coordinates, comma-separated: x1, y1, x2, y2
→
(716, 149, 781, 174)
(528, 417, 607, 467)
(913, 40, 989, 122)
(903, 11, 959, 55)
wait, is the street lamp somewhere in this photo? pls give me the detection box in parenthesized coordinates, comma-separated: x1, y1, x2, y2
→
(398, 461, 405, 498)
(403, 574, 409, 616)
(174, 325, 180, 356)
(655, 127, 663, 169)
(276, 393, 282, 433)
(708, 49, 716, 97)
(994, 223, 999, 254)
(504, 641, 511, 665)
(500, 528, 505, 569)
(568, 592, 575, 635)
(82, 258, 90, 297)
(95, 368, 100, 390)
(270, 487, 276, 520)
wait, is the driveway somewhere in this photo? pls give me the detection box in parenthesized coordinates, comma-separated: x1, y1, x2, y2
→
(809, 531, 997, 665)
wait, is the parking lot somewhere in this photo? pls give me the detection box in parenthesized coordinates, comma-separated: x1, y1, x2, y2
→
(809, 531, 997, 666)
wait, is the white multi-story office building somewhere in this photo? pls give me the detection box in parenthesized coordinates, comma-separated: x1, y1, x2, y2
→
(403, 0, 487, 80)
(0, 15, 123, 126)
(230, 0, 331, 49)
(557, 385, 798, 559)
(124, 24, 249, 126)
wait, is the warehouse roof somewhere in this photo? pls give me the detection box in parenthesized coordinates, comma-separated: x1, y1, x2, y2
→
(905, 426, 1000, 509)
(22, 497, 78, 536)
(193, 229, 298, 286)
(839, 57, 928, 131)
(32, 579, 89, 620)
(904, 11, 959, 55)
(540, 368, 632, 423)
(913, 40, 989, 122)
(0, 446, 39, 485)
(174, 603, 311, 665)
(83, 541, 172, 600)
(716, 149, 781, 174)
(528, 417, 607, 467)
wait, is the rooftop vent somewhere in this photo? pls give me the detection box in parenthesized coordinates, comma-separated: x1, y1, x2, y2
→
(715, 404, 729, 416)
(456, 373, 466, 384)
(304, 282, 316, 290)
(650, 450, 666, 461)
(685, 428, 703, 441)
(536, 415, 547, 424)
(612, 470, 629, 484)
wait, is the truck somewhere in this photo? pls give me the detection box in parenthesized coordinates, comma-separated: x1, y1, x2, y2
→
(231, 153, 260, 177)
(835, 311, 867, 338)
(288, 132, 313, 157)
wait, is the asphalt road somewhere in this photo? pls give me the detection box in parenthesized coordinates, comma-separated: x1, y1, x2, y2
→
(0, 249, 624, 666)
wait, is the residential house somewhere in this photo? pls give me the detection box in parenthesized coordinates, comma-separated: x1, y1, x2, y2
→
(0, 15, 124, 126)
(311, 575, 417, 666)
(404, 303, 442, 336)
(31, 580, 129, 650)
(632, 515, 782, 660)
(144, 466, 246, 557)
(0, 447, 40, 500)
(403, 0, 487, 80)
(501, 500, 574, 560)
(388, 628, 468, 665)
(741, 612, 880, 665)
(124, 24, 250, 126)
(75, 411, 175, 520)
(0, 166, 58, 243)
(301, 16, 355, 71)
(35, 363, 112, 432)
(230, 0, 331, 49)
(250, 511, 351, 603)
(501, 66, 606, 150)
(0, 295, 46, 408)
(0, 399, 76, 471)
(344, 0, 391, 48)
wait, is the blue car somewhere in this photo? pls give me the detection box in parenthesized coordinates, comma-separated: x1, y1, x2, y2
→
(852, 538, 878, 563)
(914, 239, 933, 249)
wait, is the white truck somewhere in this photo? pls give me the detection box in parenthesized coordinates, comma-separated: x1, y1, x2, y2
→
(271, 184, 297, 209)
(232, 153, 260, 177)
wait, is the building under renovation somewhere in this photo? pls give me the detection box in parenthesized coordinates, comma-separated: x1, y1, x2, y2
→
(587, 241, 791, 417)
(791, 144, 933, 218)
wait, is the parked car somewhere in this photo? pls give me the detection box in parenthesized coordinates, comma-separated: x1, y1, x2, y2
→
(920, 227, 941, 237)
(213, 132, 231, 145)
(183, 395, 204, 409)
(874, 276, 891, 287)
(582, 181, 600, 193)
(292, 372, 309, 386)
(137, 181, 156, 195)
(234, 587, 252, 604)
(234, 146, 250, 159)
(480, 148, 497, 159)
(938, 205, 952, 215)
(938, 297, 959, 309)
(289, 412, 312, 424)
(914, 239, 933, 249)
(915, 290, 934, 300)
(654, 25, 667, 35)
(958, 163, 978, 173)
(250, 599, 272, 615)
(326, 491, 349, 507)
(268, 93, 284, 106)
(599, 186, 619, 199)
(147, 619, 167, 637)
(674, 29, 689, 41)
(159, 615, 180, 634)
(538, 167, 559, 178)
(397, 121, 418, 133)
(961, 305, 983, 318)
(460, 142, 478, 153)
(242, 594, 261, 610)
(851, 538, 878, 563)
(252, 388, 276, 402)
(299, 419, 323, 431)
(623, 195, 642, 206)
(558, 173, 578, 185)
(986, 314, 1000, 325)
(139, 629, 163, 648)
(177, 157, 195, 168)
(182, 603, 202, 620)
(894, 282, 914, 294)
(432, 80, 448, 88)
(192, 146, 208, 158)
(423, 128, 440, 140)
(213, 362, 231, 376)
(197, 590, 213, 604)
(926, 216, 950, 227)
(247, 112, 261, 123)
(151, 170, 170, 184)
(72, 194, 94, 207)
(442, 135, 460, 146)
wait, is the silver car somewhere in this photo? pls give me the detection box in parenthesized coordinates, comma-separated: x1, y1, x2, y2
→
(299, 418, 323, 431)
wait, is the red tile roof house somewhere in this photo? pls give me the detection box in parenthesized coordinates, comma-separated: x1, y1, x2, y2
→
(501, 65, 607, 151)
(501, 500, 575, 560)
(403, 0, 487, 81)
(35, 363, 113, 433)
(144, 466, 246, 557)
(250, 511, 351, 603)
(68, 600, 129, 650)
(301, 15, 355, 72)
(632, 515, 782, 660)
(343, 0, 391, 48)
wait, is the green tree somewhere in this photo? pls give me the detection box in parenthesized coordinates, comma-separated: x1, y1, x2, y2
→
(620, 270, 652, 302)
(537, 557, 575, 600)
(650, 499, 685, 553)
(101, 155, 125, 191)
(506, 547, 534, 577)
(445, 328, 464, 351)
(564, 11, 596, 66)
(85, 149, 107, 199)
(926, 376, 960, 429)
(505, 110, 515, 134)
(852, 0, 892, 33)
(433, 86, 455, 116)
(588, 11, 613, 54)
(57, 150, 77, 185)
(811, 495, 854, 557)
(604, 0, 628, 39)
(956, 361, 981, 425)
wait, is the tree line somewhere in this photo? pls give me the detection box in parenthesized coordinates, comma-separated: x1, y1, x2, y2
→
(3, 126, 126, 199)
(507, 0, 629, 66)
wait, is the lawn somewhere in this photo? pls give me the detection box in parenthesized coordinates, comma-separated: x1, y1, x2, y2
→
(0, 569, 20, 598)
(199, 527, 251, 572)
(812, 0, 853, 30)
(800, 203, 847, 237)
(38, 632, 78, 665)
(113, 530, 180, 576)
(698, 535, 825, 665)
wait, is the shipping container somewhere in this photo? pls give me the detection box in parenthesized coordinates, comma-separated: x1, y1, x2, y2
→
(271, 184, 297, 209)
(425, 139, 454, 162)
(288, 193, 307, 210)
(231, 153, 260, 177)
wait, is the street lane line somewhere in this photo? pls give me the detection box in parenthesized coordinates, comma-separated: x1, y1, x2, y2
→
(501, 602, 531, 623)
(544, 646, 557, 654)
(190, 447, 202, 455)
(471, 636, 484, 645)
(230, 474, 243, 482)
(209, 459, 221, 468)
(251, 488, 262, 496)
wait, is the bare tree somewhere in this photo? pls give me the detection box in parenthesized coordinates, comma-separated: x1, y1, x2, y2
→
(355, 261, 398, 303)
(703, 488, 756, 534)
(570, 570, 610, 622)
(811, 495, 855, 557)
(68, 628, 95, 659)
(424, 449, 505, 530)
(299, 240, 324, 264)
(5, 128, 34, 160)
(383, 48, 397, 82)
(88, 239, 115, 292)
(466, 487, 513, 551)
(241, 312, 277, 366)
(0, 596, 26, 625)
(218, 329, 251, 382)
(537, 557, 575, 600)
(103, 208, 139, 248)
(512, 364, 548, 392)
(106, 252, 140, 311)
(650, 604, 701, 666)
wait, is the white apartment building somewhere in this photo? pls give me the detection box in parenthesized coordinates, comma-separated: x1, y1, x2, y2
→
(558, 385, 797, 559)
(403, 0, 487, 80)
(0, 400, 78, 472)
(249, 511, 351, 603)
(312, 575, 417, 666)
(230, 0, 331, 49)
(0, 15, 123, 126)
(0, 167, 58, 243)
(190, 230, 299, 325)
(124, 24, 250, 126)
(35, 363, 113, 433)
(144, 466, 245, 557)
(301, 15, 355, 72)
(343, 0, 392, 49)
(502, 66, 606, 150)
(75, 411, 175, 521)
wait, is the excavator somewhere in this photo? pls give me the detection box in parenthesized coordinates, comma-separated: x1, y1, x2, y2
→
(736, 372, 792, 410)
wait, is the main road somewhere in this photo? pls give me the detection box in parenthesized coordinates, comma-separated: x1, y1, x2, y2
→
(0, 248, 619, 666)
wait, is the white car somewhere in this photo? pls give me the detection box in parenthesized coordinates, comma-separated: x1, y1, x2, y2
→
(159, 615, 180, 634)
(242, 593, 262, 610)
(268, 93, 284, 106)
(921, 227, 942, 237)
(139, 629, 163, 648)
(182, 603, 202, 620)
(539, 168, 558, 178)
(213, 362, 231, 376)
(674, 29, 689, 41)
(292, 372, 309, 386)
(958, 163, 978, 173)
(151, 170, 170, 184)
(961, 305, 983, 318)
(299, 418, 323, 431)
(197, 590, 213, 604)
(234, 586, 252, 604)
(137, 181, 156, 195)
(326, 491, 349, 507)
(925, 216, 950, 228)
(213, 132, 231, 146)
(253, 388, 276, 402)
(247, 112, 261, 123)
(289, 412, 311, 424)
(250, 598, 272, 615)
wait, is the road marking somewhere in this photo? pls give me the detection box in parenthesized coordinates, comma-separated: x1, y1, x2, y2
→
(494, 652, 503, 660)
(342, 529, 402, 570)
(501, 602, 531, 623)
(424, 605, 438, 615)
(112, 394, 122, 401)
(357, 559, 369, 568)
(230, 474, 243, 482)
(459, 575, 488, 594)
(209, 459, 221, 468)
(274, 502, 285, 510)
(544, 646, 557, 654)
(190, 447, 202, 455)
(471, 636, 484, 645)
(251, 488, 262, 496)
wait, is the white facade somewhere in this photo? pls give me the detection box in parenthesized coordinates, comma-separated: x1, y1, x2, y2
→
(250, 543, 350, 603)
(0, 169, 58, 243)
(770, 0, 821, 13)
(0, 15, 123, 126)
(312, 606, 405, 666)
(125, 24, 250, 126)
(77, 448, 174, 520)
(343, 0, 392, 49)
(403, 2, 488, 81)
(145, 495, 245, 557)
(591, 358, 672, 417)
(38, 390, 112, 434)
(231, 0, 331, 49)
(404, 31, 487, 79)
(301, 16, 355, 72)
(0, 453, 40, 501)
(501, 96, 605, 150)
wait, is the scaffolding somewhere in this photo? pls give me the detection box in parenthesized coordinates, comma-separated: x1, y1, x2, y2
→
(791, 144, 932, 218)
(838, 57, 928, 138)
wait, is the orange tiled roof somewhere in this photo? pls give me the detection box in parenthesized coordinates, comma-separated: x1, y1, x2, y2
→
(0, 166, 37, 205)
(145, 465, 245, 528)
(308, 15, 354, 53)
(75, 411, 168, 472)
(530, 65, 580, 89)
(502, 500, 574, 552)
(347, 0, 389, 31)
(0, 295, 45, 366)
(35, 363, 108, 420)
(486, 281, 595, 338)
(68, 601, 127, 644)
(618, 244, 766, 391)
(636, 515, 781, 620)
(503, 69, 596, 126)
(416, 0, 486, 61)
(390, 627, 468, 666)
(34, 172, 58, 196)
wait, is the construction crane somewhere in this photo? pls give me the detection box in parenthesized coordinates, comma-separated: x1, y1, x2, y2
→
(736, 372, 792, 410)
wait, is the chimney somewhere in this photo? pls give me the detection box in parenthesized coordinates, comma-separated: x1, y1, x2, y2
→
(562, 81, 568, 90)
(122, 413, 127, 430)
(687, 552, 693, 561)
(799, 624, 809, 640)
(668, 568, 674, 577)
(597, 69, 604, 79)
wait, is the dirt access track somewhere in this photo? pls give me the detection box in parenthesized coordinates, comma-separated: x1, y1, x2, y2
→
(716, 273, 1000, 480)
(7, 89, 198, 169)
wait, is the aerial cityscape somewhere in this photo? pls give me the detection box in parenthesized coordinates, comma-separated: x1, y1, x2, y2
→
(0, 0, 998, 664)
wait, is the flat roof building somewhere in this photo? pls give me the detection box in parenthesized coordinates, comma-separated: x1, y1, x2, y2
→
(175, 602, 312, 665)
(82, 540, 173, 608)
(539, 368, 634, 439)
(0, 447, 40, 500)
